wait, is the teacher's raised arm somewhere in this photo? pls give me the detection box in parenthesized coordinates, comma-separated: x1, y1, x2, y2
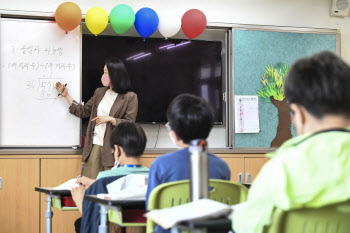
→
(56, 58, 137, 179)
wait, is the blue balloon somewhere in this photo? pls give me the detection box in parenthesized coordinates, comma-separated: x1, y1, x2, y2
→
(134, 8, 159, 39)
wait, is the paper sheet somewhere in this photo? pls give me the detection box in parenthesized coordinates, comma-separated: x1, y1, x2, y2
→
(145, 199, 232, 229)
(52, 178, 80, 190)
(106, 174, 148, 193)
(97, 185, 147, 200)
(235, 95, 260, 133)
(97, 174, 149, 200)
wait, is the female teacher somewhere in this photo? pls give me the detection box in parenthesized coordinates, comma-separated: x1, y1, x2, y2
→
(55, 58, 138, 179)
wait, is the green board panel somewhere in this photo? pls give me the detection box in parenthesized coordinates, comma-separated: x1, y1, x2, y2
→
(234, 30, 337, 148)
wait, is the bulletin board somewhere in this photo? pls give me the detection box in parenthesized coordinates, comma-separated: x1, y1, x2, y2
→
(233, 29, 337, 148)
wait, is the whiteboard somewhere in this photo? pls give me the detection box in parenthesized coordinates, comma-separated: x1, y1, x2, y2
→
(0, 19, 81, 147)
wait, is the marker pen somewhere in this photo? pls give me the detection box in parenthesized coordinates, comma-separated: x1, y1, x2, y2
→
(58, 83, 67, 96)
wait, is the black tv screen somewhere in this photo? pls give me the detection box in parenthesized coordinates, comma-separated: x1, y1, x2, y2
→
(82, 35, 223, 123)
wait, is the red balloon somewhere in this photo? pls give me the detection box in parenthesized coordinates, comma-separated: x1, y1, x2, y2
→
(181, 9, 207, 40)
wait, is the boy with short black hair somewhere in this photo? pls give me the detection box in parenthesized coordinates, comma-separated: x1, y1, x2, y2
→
(72, 121, 149, 213)
(233, 51, 350, 233)
(146, 94, 231, 233)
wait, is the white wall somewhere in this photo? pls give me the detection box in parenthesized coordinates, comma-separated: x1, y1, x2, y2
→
(1, 0, 350, 63)
(141, 124, 226, 149)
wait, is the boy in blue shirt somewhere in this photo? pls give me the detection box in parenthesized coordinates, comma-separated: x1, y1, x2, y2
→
(146, 94, 231, 233)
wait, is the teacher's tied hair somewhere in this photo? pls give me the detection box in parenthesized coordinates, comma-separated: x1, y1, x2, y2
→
(110, 122, 147, 157)
(105, 58, 133, 94)
(285, 51, 350, 118)
(167, 94, 215, 144)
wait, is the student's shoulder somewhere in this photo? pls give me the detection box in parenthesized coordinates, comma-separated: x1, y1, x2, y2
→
(140, 166, 150, 171)
(267, 138, 309, 164)
(96, 169, 112, 180)
(130, 166, 150, 173)
(264, 146, 302, 174)
(152, 149, 186, 167)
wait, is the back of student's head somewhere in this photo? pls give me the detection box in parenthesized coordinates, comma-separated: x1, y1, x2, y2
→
(110, 122, 147, 157)
(167, 94, 215, 144)
(285, 51, 350, 118)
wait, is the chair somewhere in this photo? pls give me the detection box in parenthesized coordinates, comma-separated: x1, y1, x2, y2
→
(146, 179, 248, 233)
(265, 199, 350, 233)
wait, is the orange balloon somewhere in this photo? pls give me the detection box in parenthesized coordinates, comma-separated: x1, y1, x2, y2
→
(55, 2, 82, 32)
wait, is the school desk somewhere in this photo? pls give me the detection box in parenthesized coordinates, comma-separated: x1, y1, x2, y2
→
(84, 195, 147, 233)
(35, 187, 78, 233)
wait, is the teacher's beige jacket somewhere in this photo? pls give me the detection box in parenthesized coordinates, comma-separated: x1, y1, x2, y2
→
(69, 87, 138, 166)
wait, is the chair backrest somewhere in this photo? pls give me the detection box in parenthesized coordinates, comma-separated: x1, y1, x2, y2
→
(266, 199, 350, 233)
(146, 179, 248, 233)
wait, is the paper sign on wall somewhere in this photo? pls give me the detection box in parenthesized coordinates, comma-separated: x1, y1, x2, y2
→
(235, 95, 260, 133)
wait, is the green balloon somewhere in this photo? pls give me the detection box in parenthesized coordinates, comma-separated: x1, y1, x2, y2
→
(109, 4, 135, 35)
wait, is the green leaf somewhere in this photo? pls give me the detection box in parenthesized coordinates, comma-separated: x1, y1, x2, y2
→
(257, 62, 288, 102)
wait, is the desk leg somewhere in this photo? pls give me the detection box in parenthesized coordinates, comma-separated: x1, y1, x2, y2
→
(45, 195, 53, 233)
(99, 205, 108, 233)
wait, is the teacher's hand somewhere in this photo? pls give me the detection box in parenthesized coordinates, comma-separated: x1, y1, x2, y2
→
(55, 82, 68, 97)
(91, 116, 115, 126)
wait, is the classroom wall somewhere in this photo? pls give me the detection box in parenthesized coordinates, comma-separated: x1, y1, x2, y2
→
(2, 0, 350, 63)
(2, 0, 349, 149)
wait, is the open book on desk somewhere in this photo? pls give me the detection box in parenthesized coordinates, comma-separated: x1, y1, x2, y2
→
(145, 199, 237, 229)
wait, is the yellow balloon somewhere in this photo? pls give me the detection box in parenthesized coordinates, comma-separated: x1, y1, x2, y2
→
(85, 7, 108, 36)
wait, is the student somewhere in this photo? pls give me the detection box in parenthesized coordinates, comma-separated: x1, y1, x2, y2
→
(233, 51, 350, 233)
(146, 94, 231, 233)
(71, 121, 149, 214)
